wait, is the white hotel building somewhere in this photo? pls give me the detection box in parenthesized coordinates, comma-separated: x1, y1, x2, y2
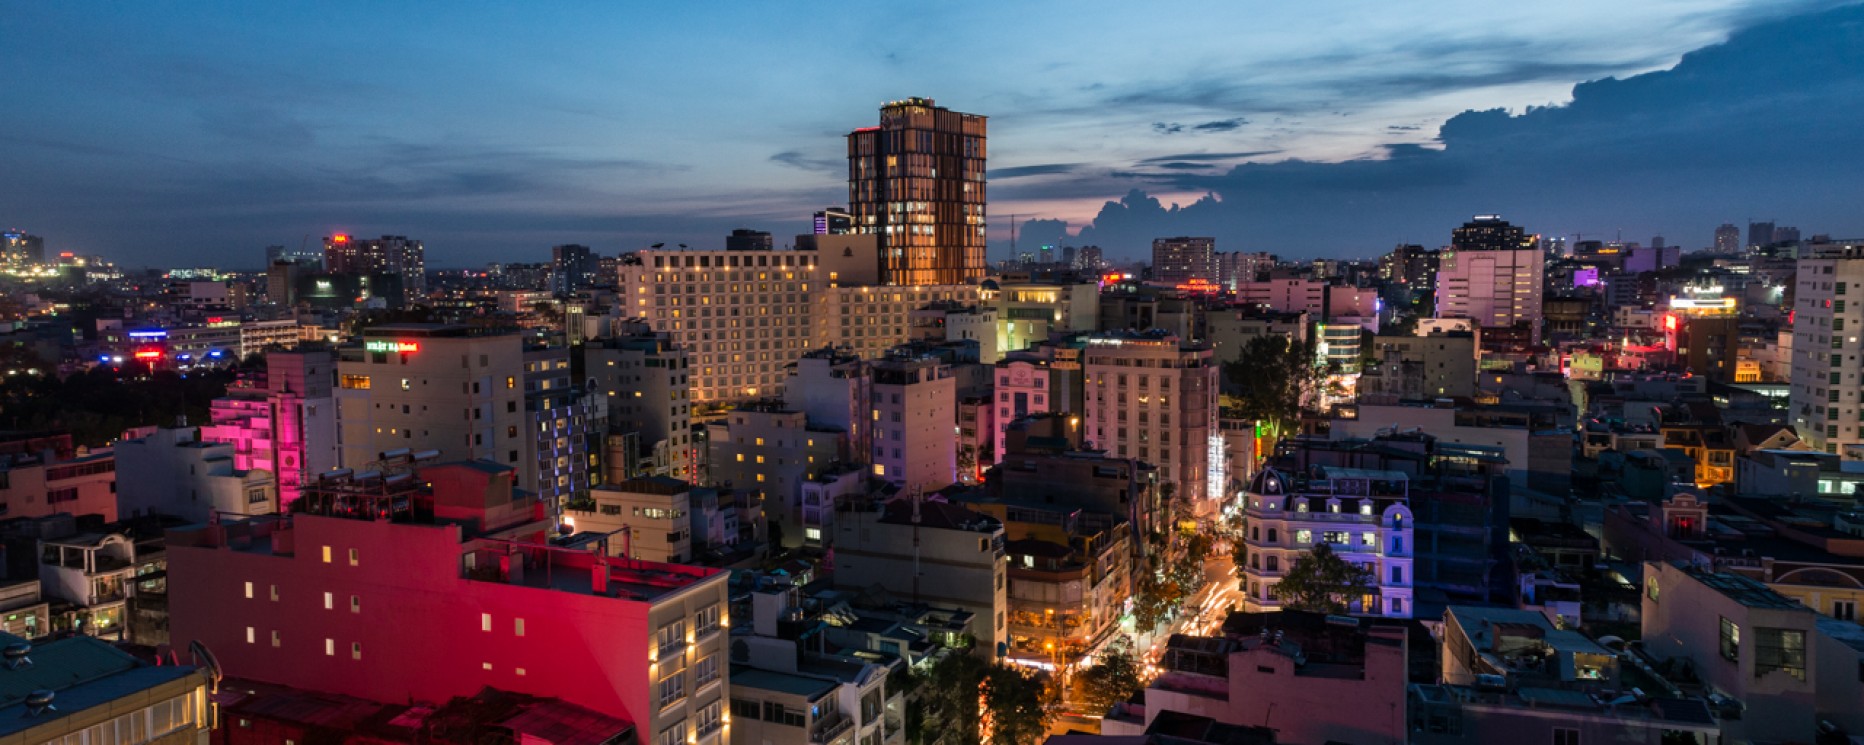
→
(1237, 466, 1415, 618)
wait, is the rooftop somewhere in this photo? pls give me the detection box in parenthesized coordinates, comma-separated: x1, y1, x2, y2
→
(1674, 563, 1808, 610)
(0, 633, 203, 736)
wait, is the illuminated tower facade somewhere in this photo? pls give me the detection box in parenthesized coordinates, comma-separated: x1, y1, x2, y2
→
(847, 97, 987, 286)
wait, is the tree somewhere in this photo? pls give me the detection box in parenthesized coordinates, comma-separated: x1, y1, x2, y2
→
(1076, 638, 1143, 716)
(1132, 569, 1183, 634)
(906, 654, 1053, 745)
(1274, 543, 1376, 614)
(983, 664, 1053, 745)
(1222, 335, 1323, 444)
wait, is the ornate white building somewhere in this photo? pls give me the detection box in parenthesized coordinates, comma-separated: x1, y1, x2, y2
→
(1238, 465, 1415, 618)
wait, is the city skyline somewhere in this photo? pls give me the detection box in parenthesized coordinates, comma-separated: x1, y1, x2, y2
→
(4, 1, 1863, 267)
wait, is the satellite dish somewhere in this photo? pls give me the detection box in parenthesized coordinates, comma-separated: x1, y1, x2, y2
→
(189, 640, 224, 690)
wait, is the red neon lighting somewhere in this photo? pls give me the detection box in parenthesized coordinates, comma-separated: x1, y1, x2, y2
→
(333, 234, 351, 244)
(134, 350, 161, 361)
(1664, 315, 1678, 331)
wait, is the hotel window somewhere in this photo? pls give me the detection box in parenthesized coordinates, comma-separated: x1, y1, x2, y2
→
(269, 584, 279, 601)
(244, 581, 253, 599)
(324, 592, 333, 610)
(246, 626, 254, 644)
(322, 546, 332, 563)
(349, 548, 359, 566)
(352, 642, 363, 660)
(515, 618, 525, 636)
(694, 653, 720, 686)
(658, 721, 688, 745)
(351, 595, 361, 613)
(695, 605, 721, 636)
(325, 638, 335, 656)
(658, 667, 686, 707)
(657, 620, 686, 656)
(483, 613, 493, 632)
(271, 630, 281, 647)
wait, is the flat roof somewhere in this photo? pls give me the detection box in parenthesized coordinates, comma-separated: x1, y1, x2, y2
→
(0, 634, 200, 736)
(1676, 564, 1807, 610)
(729, 666, 837, 700)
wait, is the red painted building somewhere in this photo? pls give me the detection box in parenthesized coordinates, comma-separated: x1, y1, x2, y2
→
(170, 461, 731, 745)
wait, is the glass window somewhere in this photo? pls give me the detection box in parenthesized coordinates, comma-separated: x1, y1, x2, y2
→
(1720, 617, 1740, 661)
(1755, 628, 1806, 680)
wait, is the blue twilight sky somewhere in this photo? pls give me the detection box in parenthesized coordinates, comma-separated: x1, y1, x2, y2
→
(3, 1, 1863, 268)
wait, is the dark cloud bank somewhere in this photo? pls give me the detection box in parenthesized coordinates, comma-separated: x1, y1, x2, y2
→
(1029, 3, 1864, 260)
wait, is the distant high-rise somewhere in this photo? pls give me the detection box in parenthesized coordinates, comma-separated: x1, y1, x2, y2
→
(813, 207, 853, 235)
(1151, 237, 1217, 284)
(323, 234, 427, 301)
(1747, 221, 1775, 250)
(1, 230, 44, 265)
(550, 244, 595, 295)
(1773, 225, 1801, 245)
(1714, 223, 1741, 254)
(847, 97, 987, 286)
(1435, 215, 1544, 336)
(725, 229, 774, 251)
(1791, 241, 1864, 453)
(1450, 215, 1535, 252)
(1076, 246, 1104, 271)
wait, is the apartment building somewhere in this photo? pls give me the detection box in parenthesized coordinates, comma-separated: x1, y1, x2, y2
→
(1082, 331, 1221, 504)
(869, 355, 956, 493)
(200, 348, 337, 508)
(585, 321, 695, 482)
(0, 433, 115, 522)
(1789, 240, 1864, 453)
(617, 247, 820, 403)
(832, 497, 1008, 655)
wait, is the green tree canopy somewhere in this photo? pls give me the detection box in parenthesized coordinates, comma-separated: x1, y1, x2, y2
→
(1274, 543, 1376, 615)
(1221, 334, 1323, 442)
(1076, 638, 1143, 716)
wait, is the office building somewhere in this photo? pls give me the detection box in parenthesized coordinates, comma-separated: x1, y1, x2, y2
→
(523, 344, 594, 506)
(549, 244, 595, 295)
(167, 462, 731, 732)
(1082, 331, 1221, 504)
(705, 401, 845, 547)
(1218, 251, 1276, 289)
(813, 207, 853, 235)
(847, 97, 988, 286)
(1435, 216, 1545, 335)
(1151, 237, 1217, 285)
(1237, 467, 1415, 617)
(1360, 332, 1478, 403)
(988, 280, 1099, 355)
(811, 284, 981, 361)
(322, 234, 427, 302)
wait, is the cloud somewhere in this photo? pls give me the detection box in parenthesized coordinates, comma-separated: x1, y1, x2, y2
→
(1066, 3, 1864, 258)
(1153, 118, 1250, 135)
(769, 150, 842, 172)
(1137, 151, 1280, 164)
(990, 163, 1082, 179)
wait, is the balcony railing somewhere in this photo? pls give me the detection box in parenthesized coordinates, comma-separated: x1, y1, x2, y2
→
(810, 713, 853, 744)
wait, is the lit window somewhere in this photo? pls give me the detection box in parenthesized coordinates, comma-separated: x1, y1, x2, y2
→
(271, 630, 281, 648)
(325, 638, 335, 656)
(323, 592, 333, 610)
(351, 595, 361, 613)
(348, 548, 359, 566)
(321, 546, 332, 563)
(515, 618, 525, 637)
(246, 626, 255, 644)
(244, 581, 253, 599)
(483, 613, 493, 632)
(352, 642, 362, 660)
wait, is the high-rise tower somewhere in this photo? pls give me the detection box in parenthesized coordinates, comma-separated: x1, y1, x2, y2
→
(847, 98, 987, 286)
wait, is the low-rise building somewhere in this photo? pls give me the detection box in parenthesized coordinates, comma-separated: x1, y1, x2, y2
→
(0, 631, 213, 744)
(115, 426, 278, 522)
(831, 497, 1007, 656)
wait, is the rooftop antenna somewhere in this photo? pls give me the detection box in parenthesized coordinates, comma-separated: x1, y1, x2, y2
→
(1008, 214, 1018, 263)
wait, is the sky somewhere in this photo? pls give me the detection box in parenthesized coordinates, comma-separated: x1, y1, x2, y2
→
(3, 1, 1863, 268)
